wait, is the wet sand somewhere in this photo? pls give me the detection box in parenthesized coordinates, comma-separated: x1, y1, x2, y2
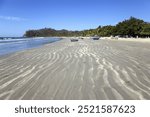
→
(0, 38, 150, 100)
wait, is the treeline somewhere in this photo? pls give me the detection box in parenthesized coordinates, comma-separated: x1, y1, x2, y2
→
(24, 28, 81, 37)
(24, 17, 150, 38)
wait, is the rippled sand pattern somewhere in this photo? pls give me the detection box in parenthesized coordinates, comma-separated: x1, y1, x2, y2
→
(0, 38, 150, 100)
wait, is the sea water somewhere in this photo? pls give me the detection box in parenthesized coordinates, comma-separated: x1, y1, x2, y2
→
(0, 37, 61, 56)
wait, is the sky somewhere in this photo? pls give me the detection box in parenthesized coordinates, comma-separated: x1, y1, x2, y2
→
(0, 0, 150, 36)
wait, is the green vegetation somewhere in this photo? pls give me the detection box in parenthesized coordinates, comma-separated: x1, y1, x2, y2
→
(114, 17, 145, 37)
(24, 17, 150, 38)
(24, 28, 81, 37)
(140, 23, 150, 37)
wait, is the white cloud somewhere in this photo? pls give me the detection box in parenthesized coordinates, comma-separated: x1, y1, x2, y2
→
(0, 15, 27, 21)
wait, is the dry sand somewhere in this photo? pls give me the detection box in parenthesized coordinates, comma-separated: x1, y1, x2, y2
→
(105, 37, 150, 43)
(0, 38, 150, 100)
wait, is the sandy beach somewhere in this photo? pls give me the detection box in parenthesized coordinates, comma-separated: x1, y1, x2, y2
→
(0, 38, 150, 100)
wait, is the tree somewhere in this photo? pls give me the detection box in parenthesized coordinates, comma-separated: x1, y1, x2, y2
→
(114, 17, 144, 37)
(140, 23, 150, 37)
(98, 25, 115, 37)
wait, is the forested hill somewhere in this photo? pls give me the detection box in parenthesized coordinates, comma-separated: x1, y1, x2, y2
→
(24, 17, 150, 38)
(24, 29, 81, 37)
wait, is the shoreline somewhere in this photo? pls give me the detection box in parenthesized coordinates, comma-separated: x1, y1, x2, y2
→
(0, 37, 62, 56)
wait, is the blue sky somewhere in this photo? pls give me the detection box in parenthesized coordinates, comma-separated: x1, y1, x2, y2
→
(0, 0, 150, 36)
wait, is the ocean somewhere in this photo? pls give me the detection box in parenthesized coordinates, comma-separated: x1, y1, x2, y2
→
(0, 37, 61, 56)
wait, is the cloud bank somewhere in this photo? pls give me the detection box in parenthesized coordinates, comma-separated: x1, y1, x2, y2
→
(0, 16, 27, 21)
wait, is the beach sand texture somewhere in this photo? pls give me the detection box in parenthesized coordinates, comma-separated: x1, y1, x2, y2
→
(0, 38, 150, 100)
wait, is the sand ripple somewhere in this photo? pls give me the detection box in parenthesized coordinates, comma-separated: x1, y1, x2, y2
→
(0, 38, 150, 100)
